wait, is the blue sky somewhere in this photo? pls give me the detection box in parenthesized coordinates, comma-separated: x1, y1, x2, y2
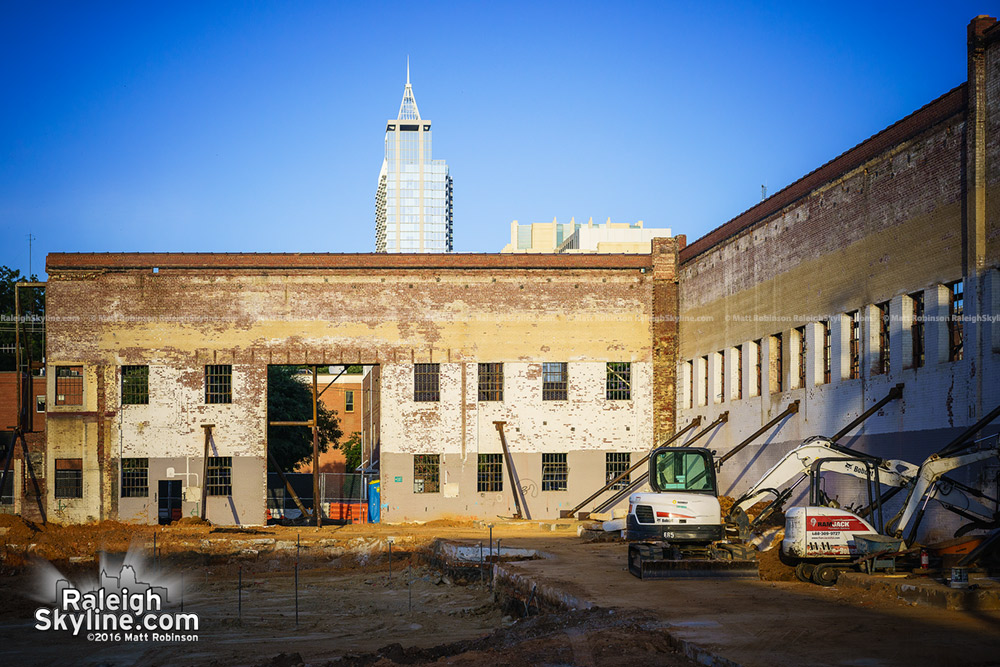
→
(0, 1, 990, 277)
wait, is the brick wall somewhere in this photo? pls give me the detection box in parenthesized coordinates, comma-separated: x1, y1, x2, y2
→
(42, 251, 679, 523)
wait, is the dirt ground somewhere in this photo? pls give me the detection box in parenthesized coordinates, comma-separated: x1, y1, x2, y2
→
(4, 516, 1000, 666)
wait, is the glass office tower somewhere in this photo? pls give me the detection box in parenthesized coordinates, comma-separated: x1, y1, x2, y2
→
(375, 68, 453, 253)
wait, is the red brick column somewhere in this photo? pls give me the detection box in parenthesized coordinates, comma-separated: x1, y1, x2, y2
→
(651, 236, 682, 445)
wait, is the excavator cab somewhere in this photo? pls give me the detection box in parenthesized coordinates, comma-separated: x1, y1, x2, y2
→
(650, 447, 717, 495)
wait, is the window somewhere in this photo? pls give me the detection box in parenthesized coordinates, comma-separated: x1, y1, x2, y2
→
(701, 356, 709, 404)
(0, 470, 12, 505)
(754, 340, 762, 396)
(877, 302, 890, 374)
(0, 469, 14, 511)
(948, 281, 964, 362)
(478, 363, 503, 401)
(911, 291, 925, 368)
(686, 361, 694, 408)
(414, 363, 440, 402)
(477, 454, 503, 492)
(121, 365, 149, 405)
(848, 311, 861, 379)
(541, 453, 568, 491)
(205, 365, 232, 404)
(772, 334, 783, 393)
(606, 452, 631, 490)
(54, 459, 83, 498)
(542, 362, 568, 401)
(345, 390, 354, 412)
(735, 346, 743, 400)
(606, 362, 631, 400)
(206, 456, 232, 496)
(413, 454, 440, 493)
(36, 396, 45, 413)
(55, 366, 83, 406)
(651, 449, 715, 494)
(795, 327, 806, 389)
(718, 352, 725, 403)
(823, 321, 832, 384)
(121, 458, 148, 498)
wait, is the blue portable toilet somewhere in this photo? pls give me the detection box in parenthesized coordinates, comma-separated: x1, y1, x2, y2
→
(368, 479, 381, 523)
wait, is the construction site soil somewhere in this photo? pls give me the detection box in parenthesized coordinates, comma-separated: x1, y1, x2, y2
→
(2, 517, 1000, 666)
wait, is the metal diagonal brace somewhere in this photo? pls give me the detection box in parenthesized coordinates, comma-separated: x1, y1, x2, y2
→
(590, 413, 728, 516)
(560, 416, 703, 519)
(494, 421, 531, 520)
(831, 384, 903, 443)
(716, 401, 799, 469)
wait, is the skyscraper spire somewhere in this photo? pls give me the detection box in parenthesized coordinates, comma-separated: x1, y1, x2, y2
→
(377, 64, 452, 253)
(397, 59, 421, 120)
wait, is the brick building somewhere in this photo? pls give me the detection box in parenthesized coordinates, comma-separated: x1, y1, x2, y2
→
(39, 249, 679, 524)
(295, 367, 369, 475)
(674, 16, 1000, 541)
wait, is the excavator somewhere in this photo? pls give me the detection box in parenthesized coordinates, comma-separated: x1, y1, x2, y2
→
(626, 435, 1000, 581)
(776, 435, 1000, 585)
(626, 446, 758, 578)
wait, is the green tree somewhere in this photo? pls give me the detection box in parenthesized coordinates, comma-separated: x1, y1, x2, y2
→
(267, 366, 343, 471)
(0, 266, 45, 372)
(341, 432, 363, 472)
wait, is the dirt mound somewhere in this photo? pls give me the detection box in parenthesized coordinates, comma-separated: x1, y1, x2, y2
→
(756, 546, 796, 582)
(0, 514, 40, 543)
(174, 516, 212, 526)
(422, 518, 477, 528)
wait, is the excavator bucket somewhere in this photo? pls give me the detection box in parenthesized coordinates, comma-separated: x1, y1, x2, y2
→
(628, 544, 760, 580)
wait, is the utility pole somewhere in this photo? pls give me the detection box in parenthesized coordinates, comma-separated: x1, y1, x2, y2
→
(28, 234, 35, 278)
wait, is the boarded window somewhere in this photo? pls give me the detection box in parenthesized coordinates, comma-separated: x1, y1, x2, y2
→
(414, 363, 440, 402)
(55, 366, 83, 406)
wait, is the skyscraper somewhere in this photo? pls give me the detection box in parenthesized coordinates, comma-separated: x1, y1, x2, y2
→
(375, 66, 453, 253)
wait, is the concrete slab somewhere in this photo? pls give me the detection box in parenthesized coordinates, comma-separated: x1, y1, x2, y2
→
(838, 571, 1000, 611)
(494, 536, 1000, 667)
